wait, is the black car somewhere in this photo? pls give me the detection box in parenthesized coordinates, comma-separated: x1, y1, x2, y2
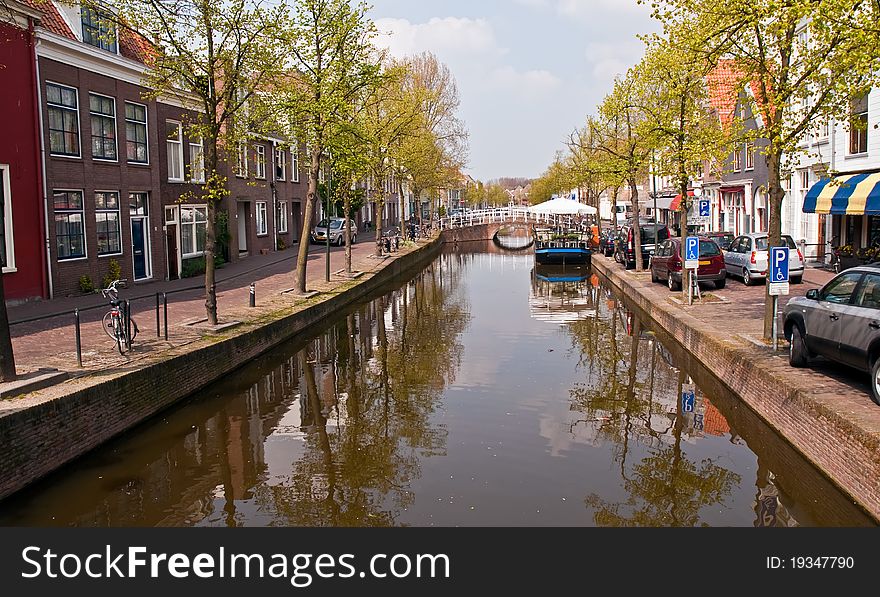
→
(614, 221, 671, 269)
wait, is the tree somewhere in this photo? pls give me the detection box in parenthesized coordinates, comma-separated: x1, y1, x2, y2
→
(112, 0, 286, 325)
(651, 0, 880, 337)
(279, 0, 381, 294)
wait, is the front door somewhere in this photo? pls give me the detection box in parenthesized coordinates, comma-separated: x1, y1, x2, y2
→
(166, 224, 178, 280)
(131, 219, 149, 280)
(238, 202, 249, 255)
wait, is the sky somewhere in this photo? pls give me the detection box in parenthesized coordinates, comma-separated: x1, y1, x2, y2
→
(367, 0, 660, 182)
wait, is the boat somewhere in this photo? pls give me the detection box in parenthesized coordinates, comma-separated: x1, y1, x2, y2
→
(533, 226, 593, 266)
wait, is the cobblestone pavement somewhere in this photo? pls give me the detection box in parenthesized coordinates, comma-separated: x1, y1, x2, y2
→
(8, 235, 419, 377)
(606, 255, 878, 400)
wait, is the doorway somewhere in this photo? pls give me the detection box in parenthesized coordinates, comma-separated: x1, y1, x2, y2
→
(130, 192, 151, 281)
(238, 202, 249, 256)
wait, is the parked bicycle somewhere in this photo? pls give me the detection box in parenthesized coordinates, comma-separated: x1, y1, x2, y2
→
(102, 279, 139, 354)
(824, 239, 841, 274)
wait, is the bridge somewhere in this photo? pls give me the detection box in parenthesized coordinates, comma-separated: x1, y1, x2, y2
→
(438, 207, 580, 250)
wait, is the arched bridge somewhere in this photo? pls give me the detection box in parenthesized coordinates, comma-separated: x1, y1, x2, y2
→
(439, 207, 578, 249)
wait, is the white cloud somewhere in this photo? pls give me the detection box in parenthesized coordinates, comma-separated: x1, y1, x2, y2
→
(557, 0, 648, 18)
(374, 17, 506, 61)
(584, 40, 645, 82)
(488, 66, 561, 101)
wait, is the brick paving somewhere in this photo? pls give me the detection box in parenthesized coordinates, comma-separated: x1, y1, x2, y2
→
(7, 234, 416, 377)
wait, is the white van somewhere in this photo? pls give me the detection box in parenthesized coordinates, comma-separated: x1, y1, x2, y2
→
(612, 204, 633, 225)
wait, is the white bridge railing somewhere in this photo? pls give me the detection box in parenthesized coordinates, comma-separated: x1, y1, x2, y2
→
(439, 207, 579, 231)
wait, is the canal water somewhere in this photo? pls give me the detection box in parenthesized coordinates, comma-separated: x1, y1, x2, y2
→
(0, 244, 872, 526)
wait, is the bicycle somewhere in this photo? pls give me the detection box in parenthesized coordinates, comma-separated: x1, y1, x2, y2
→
(823, 239, 841, 274)
(102, 279, 139, 354)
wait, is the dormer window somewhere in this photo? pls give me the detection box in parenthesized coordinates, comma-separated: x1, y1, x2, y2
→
(81, 7, 117, 53)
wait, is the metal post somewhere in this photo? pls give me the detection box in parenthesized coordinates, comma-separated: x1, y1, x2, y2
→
(125, 300, 132, 349)
(156, 292, 161, 338)
(772, 295, 779, 352)
(249, 283, 256, 308)
(326, 156, 332, 283)
(74, 309, 82, 368)
(163, 293, 168, 341)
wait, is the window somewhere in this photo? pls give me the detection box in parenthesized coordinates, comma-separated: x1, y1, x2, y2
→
(189, 137, 205, 183)
(800, 169, 810, 192)
(54, 190, 85, 260)
(277, 201, 288, 233)
(856, 274, 880, 309)
(732, 147, 742, 171)
(81, 7, 117, 53)
(95, 191, 121, 255)
(745, 143, 754, 170)
(125, 102, 148, 164)
(180, 205, 208, 257)
(254, 144, 266, 179)
(236, 144, 248, 178)
(130, 192, 149, 217)
(89, 94, 117, 160)
(291, 145, 299, 182)
(821, 272, 863, 304)
(850, 93, 869, 155)
(256, 201, 268, 236)
(275, 148, 286, 181)
(47, 83, 80, 157)
(166, 121, 183, 181)
(0, 166, 14, 271)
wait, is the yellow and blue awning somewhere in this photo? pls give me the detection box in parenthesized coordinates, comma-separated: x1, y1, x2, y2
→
(803, 172, 880, 215)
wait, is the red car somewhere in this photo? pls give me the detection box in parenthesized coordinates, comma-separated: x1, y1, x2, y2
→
(651, 237, 727, 291)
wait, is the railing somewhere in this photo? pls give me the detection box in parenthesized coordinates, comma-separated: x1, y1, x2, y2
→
(439, 207, 579, 230)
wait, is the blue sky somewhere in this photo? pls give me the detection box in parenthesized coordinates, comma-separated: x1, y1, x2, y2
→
(367, 0, 659, 182)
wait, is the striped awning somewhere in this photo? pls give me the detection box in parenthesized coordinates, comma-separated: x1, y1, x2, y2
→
(803, 172, 880, 215)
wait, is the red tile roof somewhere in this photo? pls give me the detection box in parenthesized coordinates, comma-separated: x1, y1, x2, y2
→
(705, 59, 744, 130)
(22, 0, 75, 39)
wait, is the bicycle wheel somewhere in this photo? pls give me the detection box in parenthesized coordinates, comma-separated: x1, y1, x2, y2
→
(102, 311, 117, 339)
(114, 319, 126, 355)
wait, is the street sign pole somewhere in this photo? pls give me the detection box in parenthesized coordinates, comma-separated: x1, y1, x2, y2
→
(685, 236, 700, 306)
(769, 247, 791, 352)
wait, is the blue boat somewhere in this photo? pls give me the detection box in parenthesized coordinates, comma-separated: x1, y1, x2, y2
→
(533, 227, 592, 266)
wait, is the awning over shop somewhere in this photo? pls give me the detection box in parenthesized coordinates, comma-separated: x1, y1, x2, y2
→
(653, 195, 678, 211)
(803, 172, 880, 215)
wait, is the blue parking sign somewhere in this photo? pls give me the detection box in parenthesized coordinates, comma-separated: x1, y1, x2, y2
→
(770, 247, 790, 283)
(682, 390, 695, 413)
(699, 199, 710, 218)
(686, 237, 700, 261)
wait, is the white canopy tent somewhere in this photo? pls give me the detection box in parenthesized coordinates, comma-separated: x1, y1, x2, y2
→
(528, 197, 598, 216)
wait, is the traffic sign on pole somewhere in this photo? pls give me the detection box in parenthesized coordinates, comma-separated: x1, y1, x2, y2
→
(699, 199, 710, 218)
(769, 247, 790, 296)
(682, 388, 696, 413)
(685, 236, 700, 270)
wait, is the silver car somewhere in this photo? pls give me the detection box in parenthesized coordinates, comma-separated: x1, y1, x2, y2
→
(724, 232, 805, 285)
(311, 218, 358, 246)
(784, 264, 880, 405)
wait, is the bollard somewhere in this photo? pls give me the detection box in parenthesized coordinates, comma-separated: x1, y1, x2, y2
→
(249, 283, 256, 308)
(74, 309, 82, 368)
(125, 300, 132, 349)
(163, 293, 168, 341)
(156, 292, 161, 338)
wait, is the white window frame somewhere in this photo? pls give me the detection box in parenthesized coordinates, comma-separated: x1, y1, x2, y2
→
(53, 189, 87, 261)
(166, 120, 184, 182)
(46, 81, 81, 158)
(180, 204, 208, 258)
(255, 144, 266, 179)
(80, 6, 118, 54)
(291, 145, 299, 182)
(849, 93, 869, 156)
(236, 143, 248, 178)
(745, 142, 754, 171)
(189, 136, 205, 183)
(275, 147, 286, 181)
(124, 101, 149, 165)
(732, 148, 742, 172)
(89, 92, 118, 162)
(255, 201, 268, 236)
(95, 190, 122, 257)
(0, 164, 15, 273)
(277, 200, 288, 234)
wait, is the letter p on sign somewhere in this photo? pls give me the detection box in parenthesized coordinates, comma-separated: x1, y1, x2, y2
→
(771, 247, 789, 283)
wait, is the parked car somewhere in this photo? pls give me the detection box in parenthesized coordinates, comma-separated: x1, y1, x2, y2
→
(703, 231, 735, 252)
(651, 237, 727, 290)
(311, 218, 358, 246)
(614, 221, 671, 269)
(784, 265, 880, 405)
(724, 233, 804, 285)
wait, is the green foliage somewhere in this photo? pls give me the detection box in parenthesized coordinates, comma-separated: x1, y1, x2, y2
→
(181, 254, 226, 279)
(102, 259, 122, 290)
(79, 275, 94, 294)
(438, 206, 446, 218)
(277, 236, 287, 251)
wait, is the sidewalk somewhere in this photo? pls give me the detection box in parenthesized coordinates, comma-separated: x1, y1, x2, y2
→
(8, 235, 414, 377)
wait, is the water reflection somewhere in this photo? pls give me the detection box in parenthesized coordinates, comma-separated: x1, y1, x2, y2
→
(0, 247, 872, 527)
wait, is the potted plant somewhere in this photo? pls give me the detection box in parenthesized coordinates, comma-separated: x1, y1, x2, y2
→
(837, 245, 861, 270)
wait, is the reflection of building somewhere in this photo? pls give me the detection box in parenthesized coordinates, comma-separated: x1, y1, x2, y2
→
(529, 265, 597, 324)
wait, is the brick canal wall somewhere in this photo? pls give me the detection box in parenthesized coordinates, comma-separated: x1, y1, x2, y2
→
(592, 255, 880, 522)
(0, 240, 442, 501)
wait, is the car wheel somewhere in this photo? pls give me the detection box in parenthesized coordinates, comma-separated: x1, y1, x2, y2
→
(715, 278, 726, 290)
(789, 325, 809, 368)
(743, 268, 753, 286)
(668, 273, 680, 291)
(871, 358, 880, 406)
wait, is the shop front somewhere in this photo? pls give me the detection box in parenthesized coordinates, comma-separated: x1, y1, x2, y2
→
(803, 171, 880, 260)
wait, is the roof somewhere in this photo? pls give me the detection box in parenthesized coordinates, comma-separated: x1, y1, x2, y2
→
(22, 0, 73, 39)
(705, 59, 743, 130)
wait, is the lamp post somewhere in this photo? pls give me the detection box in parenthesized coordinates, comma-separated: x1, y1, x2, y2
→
(325, 152, 332, 283)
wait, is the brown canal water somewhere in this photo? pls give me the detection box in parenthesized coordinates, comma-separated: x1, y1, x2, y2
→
(0, 244, 873, 526)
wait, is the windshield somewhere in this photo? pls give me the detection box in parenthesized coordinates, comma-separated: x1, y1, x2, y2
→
(700, 240, 721, 257)
(318, 220, 344, 229)
(754, 236, 797, 251)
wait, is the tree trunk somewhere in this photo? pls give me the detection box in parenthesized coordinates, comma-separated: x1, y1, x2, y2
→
(398, 180, 406, 243)
(630, 179, 644, 272)
(0, 272, 16, 382)
(294, 146, 322, 294)
(374, 190, 385, 257)
(204, 140, 219, 325)
(764, 149, 786, 339)
(344, 185, 352, 275)
(679, 178, 690, 300)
